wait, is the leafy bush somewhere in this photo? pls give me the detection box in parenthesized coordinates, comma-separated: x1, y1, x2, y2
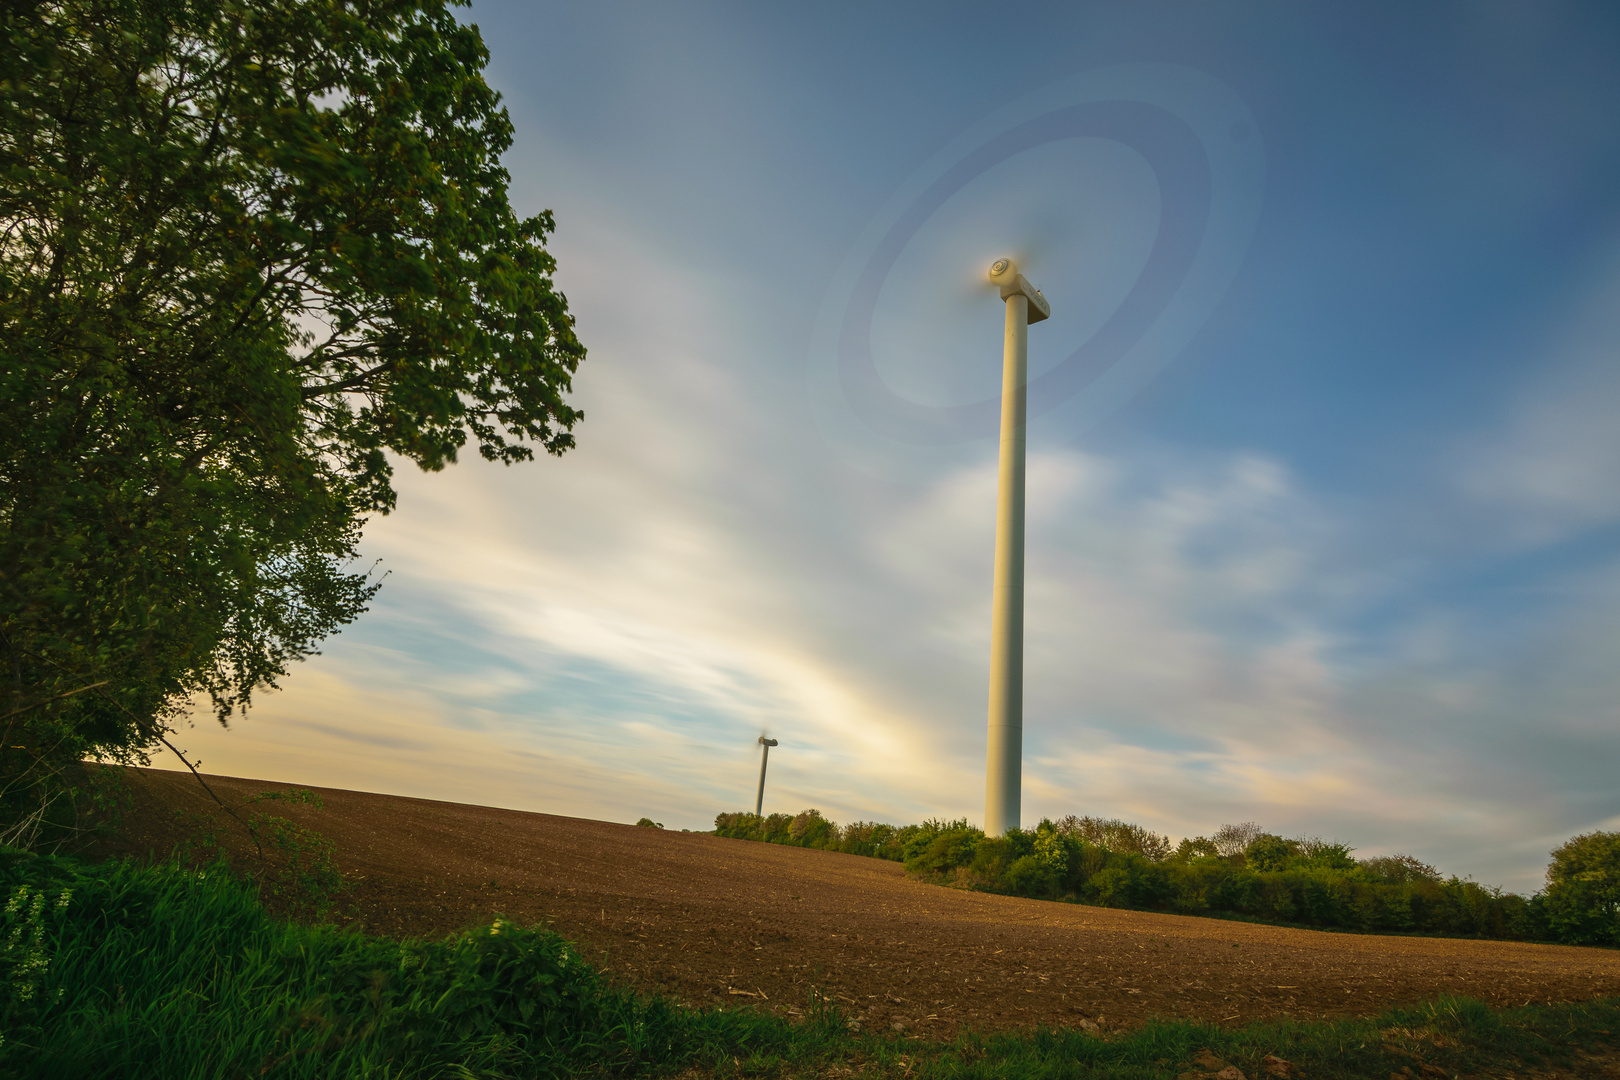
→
(1245, 833, 1295, 873)
(1541, 831, 1620, 946)
(1360, 853, 1442, 884)
(909, 824, 987, 878)
(835, 820, 902, 859)
(1296, 837, 1357, 870)
(1053, 815, 1172, 861)
(790, 809, 836, 847)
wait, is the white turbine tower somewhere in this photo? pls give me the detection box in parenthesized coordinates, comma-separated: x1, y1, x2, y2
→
(984, 256, 1049, 837)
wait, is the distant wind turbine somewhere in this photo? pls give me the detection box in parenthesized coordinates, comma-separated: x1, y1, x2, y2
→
(754, 735, 779, 817)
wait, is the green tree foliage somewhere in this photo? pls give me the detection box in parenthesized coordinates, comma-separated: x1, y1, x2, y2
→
(1175, 835, 1221, 860)
(0, 0, 584, 831)
(1051, 814, 1172, 861)
(1542, 831, 1620, 946)
(1358, 853, 1442, 885)
(710, 810, 967, 864)
(1244, 833, 1295, 872)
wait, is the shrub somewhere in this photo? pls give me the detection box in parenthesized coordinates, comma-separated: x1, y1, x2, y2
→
(1076, 852, 1167, 908)
(837, 821, 901, 859)
(789, 810, 835, 847)
(1053, 815, 1172, 861)
(1296, 838, 1357, 871)
(1542, 831, 1620, 946)
(1212, 821, 1264, 857)
(898, 818, 973, 862)
(1176, 836, 1221, 860)
(713, 809, 846, 852)
(906, 825, 985, 878)
(1031, 820, 1070, 873)
(1087, 866, 1132, 907)
(1360, 853, 1442, 884)
(1005, 855, 1059, 897)
(1244, 833, 1297, 873)
(965, 836, 1012, 883)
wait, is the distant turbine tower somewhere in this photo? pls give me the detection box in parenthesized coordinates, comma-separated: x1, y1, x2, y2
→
(984, 257, 1049, 837)
(755, 736, 779, 817)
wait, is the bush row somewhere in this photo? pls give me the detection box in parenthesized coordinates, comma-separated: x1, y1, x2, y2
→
(712, 809, 956, 861)
(711, 812, 1620, 947)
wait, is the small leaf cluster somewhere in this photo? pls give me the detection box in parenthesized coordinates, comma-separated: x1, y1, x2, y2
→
(0, 881, 71, 1056)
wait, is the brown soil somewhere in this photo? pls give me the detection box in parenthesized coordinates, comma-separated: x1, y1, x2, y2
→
(91, 766, 1620, 1037)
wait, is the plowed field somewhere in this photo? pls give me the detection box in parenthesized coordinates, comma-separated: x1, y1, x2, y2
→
(95, 767, 1620, 1036)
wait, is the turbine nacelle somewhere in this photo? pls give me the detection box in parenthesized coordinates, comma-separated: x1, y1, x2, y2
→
(987, 257, 1050, 323)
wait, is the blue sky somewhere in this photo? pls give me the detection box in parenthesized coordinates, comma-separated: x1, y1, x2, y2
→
(161, 1, 1620, 893)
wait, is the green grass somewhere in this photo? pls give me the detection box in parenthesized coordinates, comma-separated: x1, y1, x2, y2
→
(4, 848, 1617, 1078)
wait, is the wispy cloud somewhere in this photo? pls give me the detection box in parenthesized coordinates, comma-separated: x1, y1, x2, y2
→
(1451, 253, 1620, 546)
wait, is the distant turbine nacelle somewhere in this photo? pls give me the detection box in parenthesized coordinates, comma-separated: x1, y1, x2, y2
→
(987, 258, 1050, 323)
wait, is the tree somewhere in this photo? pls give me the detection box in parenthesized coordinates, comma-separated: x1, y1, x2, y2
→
(1243, 833, 1296, 873)
(1211, 821, 1263, 859)
(0, 0, 584, 839)
(1542, 831, 1620, 946)
(1357, 854, 1440, 885)
(1173, 836, 1221, 861)
(1052, 815, 1172, 861)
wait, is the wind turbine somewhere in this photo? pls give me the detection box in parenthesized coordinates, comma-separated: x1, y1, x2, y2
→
(983, 256, 1049, 837)
(754, 735, 779, 817)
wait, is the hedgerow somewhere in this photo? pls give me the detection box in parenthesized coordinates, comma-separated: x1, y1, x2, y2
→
(712, 812, 1587, 944)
